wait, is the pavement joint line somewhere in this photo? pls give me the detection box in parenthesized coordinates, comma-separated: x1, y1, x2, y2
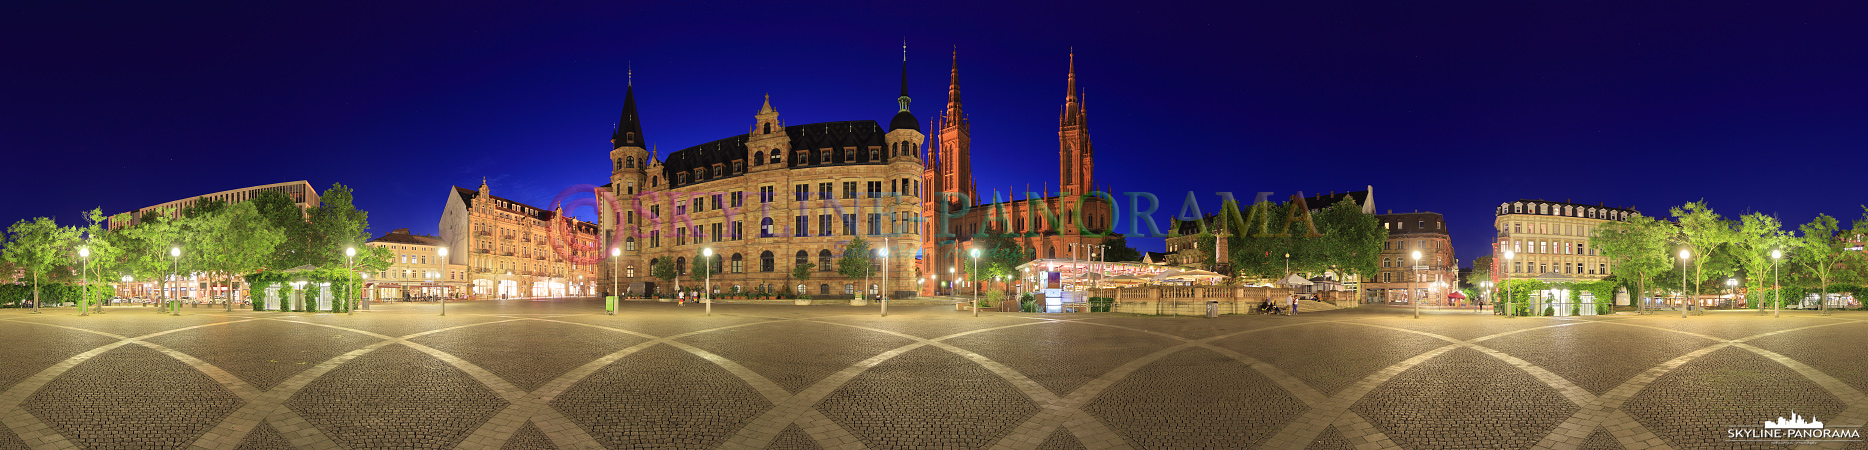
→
(0, 317, 260, 450)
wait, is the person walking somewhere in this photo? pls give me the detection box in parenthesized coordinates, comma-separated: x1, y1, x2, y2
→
(1288, 295, 1298, 316)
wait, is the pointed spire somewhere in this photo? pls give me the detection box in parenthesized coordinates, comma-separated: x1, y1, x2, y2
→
(1064, 50, 1082, 127)
(945, 47, 963, 125)
(899, 39, 911, 101)
(760, 93, 774, 114)
(611, 75, 645, 148)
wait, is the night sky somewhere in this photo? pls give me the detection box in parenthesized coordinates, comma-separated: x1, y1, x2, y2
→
(5, 1, 1864, 267)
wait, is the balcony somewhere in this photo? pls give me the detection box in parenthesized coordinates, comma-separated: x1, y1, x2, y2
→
(535, 256, 546, 261)
(502, 251, 514, 257)
(501, 235, 515, 241)
(476, 230, 491, 237)
(474, 248, 490, 254)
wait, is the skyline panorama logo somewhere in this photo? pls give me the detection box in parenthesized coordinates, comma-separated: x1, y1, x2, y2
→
(1726, 411, 1862, 444)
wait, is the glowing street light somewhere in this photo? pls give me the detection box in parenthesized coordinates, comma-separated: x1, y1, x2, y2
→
(1411, 250, 1421, 319)
(78, 246, 90, 316)
(1504, 250, 1515, 318)
(1772, 249, 1783, 318)
(702, 247, 713, 316)
(1679, 249, 1691, 318)
(610, 247, 621, 316)
(437, 246, 450, 316)
(345, 247, 356, 315)
(170, 247, 181, 316)
(878, 244, 890, 317)
(970, 247, 981, 317)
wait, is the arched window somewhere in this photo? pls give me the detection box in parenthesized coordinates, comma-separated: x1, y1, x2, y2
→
(818, 249, 833, 271)
(769, 151, 781, 165)
(753, 151, 765, 166)
(796, 250, 809, 268)
(731, 253, 744, 273)
(676, 257, 686, 275)
(763, 123, 772, 134)
(626, 156, 635, 168)
(890, 142, 898, 157)
(760, 217, 774, 237)
(760, 251, 775, 272)
(1047, 246, 1056, 258)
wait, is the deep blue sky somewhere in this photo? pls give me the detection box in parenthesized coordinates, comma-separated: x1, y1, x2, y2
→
(4, 1, 1864, 266)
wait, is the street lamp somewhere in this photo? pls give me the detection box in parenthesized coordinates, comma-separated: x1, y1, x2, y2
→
(970, 247, 981, 317)
(878, 244, 890, 317)
(702, 247, 713, 316)
(1679, 249, 1690, 318)
(438, 246, 450, 316)
(1726, 278, 1738, 310)
(1410, 250, 1421, 319)
(610, 247, 621, 315)
(170, 247, 181, 316)
(78, 246, 90, 316)
(1772, 249, 1782, 318)
(1504, 250, 1515, 318)
(345, 247, 356, 315)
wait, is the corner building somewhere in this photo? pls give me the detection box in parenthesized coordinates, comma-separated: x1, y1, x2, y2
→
(1491, 200, 1637, 284)
(599, 57, 927, 298)
(439, 180, 603, 299)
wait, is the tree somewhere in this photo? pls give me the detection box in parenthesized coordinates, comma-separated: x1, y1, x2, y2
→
(2, 217, 79, 313)
(1729, 212, 1790, 309)
(1592, 213, 1672, 314)
(839, 236, 875, 297)
(1671, 201, 1736, 305)
(195, 202, 286, 311)
(791, 262, 815, 283)
(650, 257, 676, 287)
(961, 233, 1035, 290)
(688, 252, 718, 284)
(117, 212, 186, 305)
(1794, 214, 1848, 313)
(305, 183, 375, 268)
(1313, 200, 1385, 301)
(75, 208, 125, 313)
(1101, 235, 1143, 262)
(251, 189, 312, 269)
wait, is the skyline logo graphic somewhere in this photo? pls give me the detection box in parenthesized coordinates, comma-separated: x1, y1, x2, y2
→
(1764, 411, 1823, 429)
(1727, 410, 1861, 444)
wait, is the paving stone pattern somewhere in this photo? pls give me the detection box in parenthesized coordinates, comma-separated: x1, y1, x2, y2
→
(284, 345, 508, 449)
(4, 302, 1868, 449)
(1351, 347, 1577, 450)
(816, 346, 1039, 449)
(549, 344, 772, 449)
(19, 345, 244, 449)
(1082, 347, 1307, 449)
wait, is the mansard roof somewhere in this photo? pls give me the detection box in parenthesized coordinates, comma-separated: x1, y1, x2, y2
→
(660, 120, 887, 187)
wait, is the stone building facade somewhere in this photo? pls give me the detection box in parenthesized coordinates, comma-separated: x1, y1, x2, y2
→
(438, 180, 602, 299)
(363, 228, 469, 300)
(1366, 212, 1456, 304)
(597, 55, 927, 298)
(1491, 200, 1636, 284)
(109, 180, 320, 230)
(920, 53, 1116, 295)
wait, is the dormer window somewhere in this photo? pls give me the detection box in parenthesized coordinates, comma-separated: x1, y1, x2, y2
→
(626, 132, 635, 143)
(712, 165, 722, 177)
(869, 147, 879, 161)
(733, 161, 744, 173)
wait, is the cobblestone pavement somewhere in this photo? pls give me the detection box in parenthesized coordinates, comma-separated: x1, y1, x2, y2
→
(2, 301, 1868, 449)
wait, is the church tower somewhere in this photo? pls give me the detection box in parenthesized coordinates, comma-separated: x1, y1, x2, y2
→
(1059, 51, 1093, 198)
(936, 50, 977, 206)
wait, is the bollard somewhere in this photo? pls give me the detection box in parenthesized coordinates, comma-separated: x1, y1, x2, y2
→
(1206, 301, 1218, 318)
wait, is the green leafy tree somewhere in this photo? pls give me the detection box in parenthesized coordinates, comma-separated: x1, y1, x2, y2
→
(1729, 212, 1791, 309)
(1794, 214, 1849, 313)
(1314, 200, 1385, 300)
(1592, 213, 1673, 314)
(250, 189, 313, 269)
(117, 213, 185, 304)
(1101, 235, 1143, 262)
(196, 202, 286, 311)
(689, 252, 719, 284)
(791, 262, 814, 282)
(961, 233, 1035, 290)
(2, 217, 79, 313)
(650, 257, 677, 288)
(1671, 201, 1736, 303)
(74, 208, 125, 312)
(839, 237, 875, 295)
(306, 184, 375, 268)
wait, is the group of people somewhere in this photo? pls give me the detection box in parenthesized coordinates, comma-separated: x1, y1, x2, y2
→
(1260, 295, 1304, 315)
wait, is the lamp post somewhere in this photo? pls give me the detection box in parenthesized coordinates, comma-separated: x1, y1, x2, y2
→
(610, 247, 620, 315)
(702, 247, 713, 316)
(121, 275, 132, 309)
(1481, 280, 1492, 314)
(345, 247, 356, 315)
(970, 248, 981, 317)
(879, 243, 890, 317)
(170, 247, 181, 316)
(1504, 250, 1515, 318)
(1410, 250, 1421, 319)
(79, 246, 90, 316)
(1726, 278, 1738, 310)
(1679, 249, 1690, 318)
(1772, 249, 1782, 318)
(359, 273, 368, 311)
(438, 246, 450, 316)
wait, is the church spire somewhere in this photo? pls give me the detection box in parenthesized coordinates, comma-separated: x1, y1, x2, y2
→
(611, 74, 645, 149)
(1064, 50, 1083, 126)
(945, 47, 962, 123)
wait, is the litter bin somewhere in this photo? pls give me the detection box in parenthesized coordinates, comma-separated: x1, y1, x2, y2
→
(1206, 301, 1219, 318)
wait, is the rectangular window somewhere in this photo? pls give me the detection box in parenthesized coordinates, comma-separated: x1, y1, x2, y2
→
(760, 186, 774, 203)
(842, 214, 857, 235)
(796, 216, 809, 236)
(818, 182, 833, 200)
(712, 194, 722, 210)
(733, 221, 743, 240)
(731, 191, 744, 207)
(868, 213, 881, 235)
(820, 215, 833, 236)
(841, 181, 857, 199)
(867, 181, 882, 198)
(711, 223, 722, 243)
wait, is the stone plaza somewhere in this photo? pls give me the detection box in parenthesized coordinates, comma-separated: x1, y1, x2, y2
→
(1, 300, 1866, 449)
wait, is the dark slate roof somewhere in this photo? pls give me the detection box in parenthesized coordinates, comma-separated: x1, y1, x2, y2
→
(662, 120, 887, 188)
(1301, 190, 1368, 212)
(890, 110, 919, 131)
(453, 187, 558, 222)
(610, 85, 645, 149)
(1375, 212, 1449, 236)
(1494, 199, 1639, 220)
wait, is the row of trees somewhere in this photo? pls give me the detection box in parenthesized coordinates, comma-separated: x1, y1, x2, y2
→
(0, 184, 393, 312)
(1178, 198, 1387, 295)
(1591, 201, 1867, 313)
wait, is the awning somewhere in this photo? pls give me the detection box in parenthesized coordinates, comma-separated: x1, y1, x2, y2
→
(1278, 274, 1314, 286)
(1448, 292, 1467, 299)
